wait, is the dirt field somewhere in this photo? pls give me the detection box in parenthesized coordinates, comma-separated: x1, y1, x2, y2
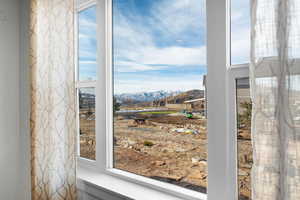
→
(114, 114, 208, 193)
(79, 108, 96, 160)
(237, 129, 252, 200)
(114, 112, 252, 199)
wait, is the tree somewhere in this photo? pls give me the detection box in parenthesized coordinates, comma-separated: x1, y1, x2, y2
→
(79, 91, 83, 109)
(87, 103, 93, 116)
(113, 97, 121, 113)
(238, 101, 252, 129)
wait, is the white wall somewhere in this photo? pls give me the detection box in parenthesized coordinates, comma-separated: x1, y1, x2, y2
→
(0, 0, 20, 199)
(19, 0, 31, 199)
(78, 180, 132, 200)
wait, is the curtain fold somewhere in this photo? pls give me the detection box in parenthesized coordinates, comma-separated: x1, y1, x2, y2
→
(30, 0, 77, 199)
(251, 0, 300, 199)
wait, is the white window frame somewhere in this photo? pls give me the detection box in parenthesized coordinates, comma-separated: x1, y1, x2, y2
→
(75, 0, 98, 166)
(226, 0, 251, 199)
(76, 0, 251, 200)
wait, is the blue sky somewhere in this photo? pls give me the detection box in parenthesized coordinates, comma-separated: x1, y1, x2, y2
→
(78, 0, 250, 93)
(231, 0, 250, 64)
(113, 0, 207, 94)
(79, 6, 97, 81)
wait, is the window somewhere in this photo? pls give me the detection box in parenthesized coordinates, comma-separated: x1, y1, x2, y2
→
(231, 0, 252, 199)
(112, 0, 207, 193)
(231, 0, 250, 65)
(79, 88, 96, 160)
(236, 78, 252, 200)
(77, 5, 97, 160)
(76, 0, 254, 199)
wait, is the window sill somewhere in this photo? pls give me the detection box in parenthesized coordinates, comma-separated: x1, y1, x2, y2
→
(78, 166, 207, 200)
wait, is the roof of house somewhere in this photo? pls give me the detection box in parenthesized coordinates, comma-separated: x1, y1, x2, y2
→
(184, 98, 205, 103)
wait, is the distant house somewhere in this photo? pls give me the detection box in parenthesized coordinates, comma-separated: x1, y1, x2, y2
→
(79, 92, 96, 109)
(184, 98, 206, 116)
(165, 103, 192, 110)
(203, 75, 207, 118)
(236, 78, 251, 114)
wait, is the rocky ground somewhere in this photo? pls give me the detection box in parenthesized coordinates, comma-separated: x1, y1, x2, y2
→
(79, 108, 96, 160)
(237, 129, 253, 200)
(114, 115, 208, 193)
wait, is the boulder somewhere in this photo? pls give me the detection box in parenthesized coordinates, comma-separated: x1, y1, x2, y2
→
(191, 156, 201, 164)
(152, 161, 166, 166)
(238, 169, 248, 176)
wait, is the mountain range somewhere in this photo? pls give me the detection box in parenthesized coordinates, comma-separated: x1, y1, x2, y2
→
(115, 90, 205, 104)
(114, 90, 182, 103)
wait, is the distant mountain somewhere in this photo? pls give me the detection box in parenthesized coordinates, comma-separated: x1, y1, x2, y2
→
(114, 89, 205, 106)
(115, 90, 181, 104)
(167, 89, 204, 103)
(153, 89, 205, 106)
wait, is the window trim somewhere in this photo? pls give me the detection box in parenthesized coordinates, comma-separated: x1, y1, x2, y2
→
(76, 0, 252, 200)
(227, 66, 250, 200)
(77, 0, 97, 11)
(76, 0, 98, 164)
(227, 0, 251, 196)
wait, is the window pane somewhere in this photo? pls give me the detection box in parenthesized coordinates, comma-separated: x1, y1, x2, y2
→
(78, 6, 97, 81)
(231, 0, 250, 65)
(113, 0, 207, 193)
(236, 78, 252, 200)
(79, 88, 96, 160)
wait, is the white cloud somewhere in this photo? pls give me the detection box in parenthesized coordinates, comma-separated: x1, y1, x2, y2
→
(231, 11, 243, 22)
(114, 76, 205, 94)
(79, 49, 96, 59)
(230, 0, 251, 64)
(114, 60, 166, 72)
(113, 46, 206, 72)
(113, 10, 154, 49)
(79, 60, 97, 65)
(141, 46, 206, 66)
(79, 17, 96, 29)
(231, 27, 250, 64)
(113, 0, 206, 72)
(150, 0, 206, 36)
(79, 33, 92, 39)
(113, 0, 207, 92)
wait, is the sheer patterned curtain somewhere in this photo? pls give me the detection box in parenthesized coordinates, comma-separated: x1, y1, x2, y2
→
(30, 0, 77, 199)
(250, 0, 300, 199)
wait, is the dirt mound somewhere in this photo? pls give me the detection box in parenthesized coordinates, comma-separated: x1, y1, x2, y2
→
(147, 115, 205, 125)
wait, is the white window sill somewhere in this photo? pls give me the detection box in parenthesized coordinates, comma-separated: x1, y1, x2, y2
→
(78, 166, 207, 200)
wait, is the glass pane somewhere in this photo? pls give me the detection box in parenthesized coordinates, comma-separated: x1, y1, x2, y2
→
(236, 78, 252, 200)
(231, 0, 250, 65)
(79, 88, 96, 160)
(113, 0, 207, 193)
(78, 6, 97, 81)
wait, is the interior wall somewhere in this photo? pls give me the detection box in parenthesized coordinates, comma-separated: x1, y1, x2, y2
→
(0, 0, 20, 199)
(19, 0, 31, 199)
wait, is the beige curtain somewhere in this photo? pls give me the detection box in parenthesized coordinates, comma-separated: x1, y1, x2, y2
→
(251, 0, 300, 199)
(30, 0, 77, 199)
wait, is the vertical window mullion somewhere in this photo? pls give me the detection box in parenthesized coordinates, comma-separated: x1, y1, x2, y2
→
(95, 0, 107, 171)
(207, 0, 231, 199)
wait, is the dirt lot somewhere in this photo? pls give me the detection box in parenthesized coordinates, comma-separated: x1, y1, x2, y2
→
(79, 108, 96, 160)
(237, 129, 252, 200)
(114, 113, 252, 199)
(114, 114, 208, 193)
